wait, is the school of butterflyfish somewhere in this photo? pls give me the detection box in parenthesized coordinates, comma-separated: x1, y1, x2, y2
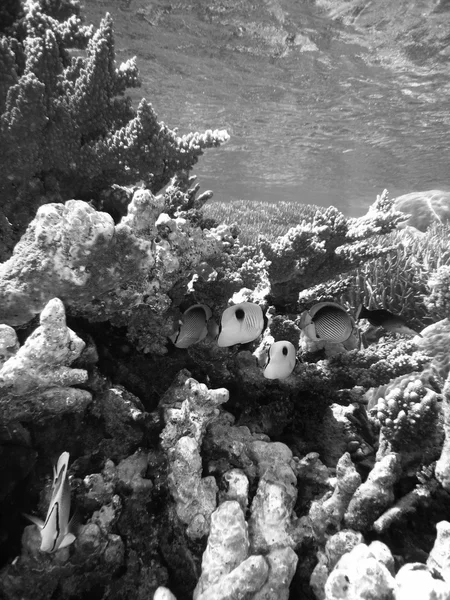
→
(25, 301, 422, 553)
(170, 300, 422, 382)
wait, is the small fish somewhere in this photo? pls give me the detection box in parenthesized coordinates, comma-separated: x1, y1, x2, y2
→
(263, 341, 297, 380)
(356, 305, 422, 337)
(217, 302, 264, 347)
(169, 304, 213, 348)
(309, 303, 353, 343)
(24, 452, 77, 553)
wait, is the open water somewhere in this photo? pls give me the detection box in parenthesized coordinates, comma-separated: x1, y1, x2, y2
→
(84, 0, 450, 217)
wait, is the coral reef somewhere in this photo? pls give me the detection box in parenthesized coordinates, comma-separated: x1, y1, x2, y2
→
(2, 3, 450, 600)
(0, 186, 229, 354)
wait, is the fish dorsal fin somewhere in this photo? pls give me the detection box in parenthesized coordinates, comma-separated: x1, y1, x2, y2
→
(23, 513, 45, 529)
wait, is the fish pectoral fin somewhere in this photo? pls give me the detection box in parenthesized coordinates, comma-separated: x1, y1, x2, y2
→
(57, 532, 76, 549)
(23, 513, 45, 529)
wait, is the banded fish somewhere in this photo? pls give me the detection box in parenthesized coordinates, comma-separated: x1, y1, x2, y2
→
(170, 304, 214, 348)
(24, 452, 77, 553)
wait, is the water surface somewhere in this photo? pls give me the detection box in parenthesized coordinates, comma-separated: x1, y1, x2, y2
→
(84, 0, 450, 216)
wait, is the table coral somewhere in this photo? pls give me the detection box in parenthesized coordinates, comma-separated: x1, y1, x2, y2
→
(259, 190, 406, 308)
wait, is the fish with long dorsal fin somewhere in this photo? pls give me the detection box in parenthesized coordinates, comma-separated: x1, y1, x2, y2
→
(217, 302, 264, 347)
(263, 340, 297, 380)
(24, 452, 78, 553)
(356, 304, 422, 337)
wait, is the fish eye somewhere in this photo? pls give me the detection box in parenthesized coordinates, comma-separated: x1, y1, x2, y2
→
(282, 346, 288, 356)
(235, 308, 245, 320)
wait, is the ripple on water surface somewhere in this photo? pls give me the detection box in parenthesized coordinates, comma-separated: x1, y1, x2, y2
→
(85, 0, 450, 215)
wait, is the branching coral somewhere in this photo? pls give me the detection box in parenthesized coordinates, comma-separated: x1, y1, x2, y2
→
(0, 0, 228, 260)
(426, 265, 450, 320)
(337, 224, 450, 330)
(259, 190, 407, 309)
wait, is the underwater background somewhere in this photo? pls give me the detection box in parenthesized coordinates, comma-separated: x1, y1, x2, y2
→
(3, 1, 450, 599)
(84, 0, 450, 216)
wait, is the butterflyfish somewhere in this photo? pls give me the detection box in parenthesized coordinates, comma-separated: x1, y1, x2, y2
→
(300, 302, 353, 343)
(356, 304, 422, 337)
(24, 451, 77, 553)
(263, 340, 296, 380)
(169, 304, 213, 348)
(217, 302, 264, 347)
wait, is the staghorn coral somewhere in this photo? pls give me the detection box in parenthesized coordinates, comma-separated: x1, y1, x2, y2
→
(426, 264, 450, 320)
(259, 190, 407, 309)
(337, 224, 450, 331)
(0, 297, 91, 423)
(0, 0, 228, 260)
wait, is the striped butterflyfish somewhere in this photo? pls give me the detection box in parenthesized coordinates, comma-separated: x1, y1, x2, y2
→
(302, 302, 353, 343)
(170, 304, 213, 348)
(217, 302, 264, 347)
(263, 340, 296, 380)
